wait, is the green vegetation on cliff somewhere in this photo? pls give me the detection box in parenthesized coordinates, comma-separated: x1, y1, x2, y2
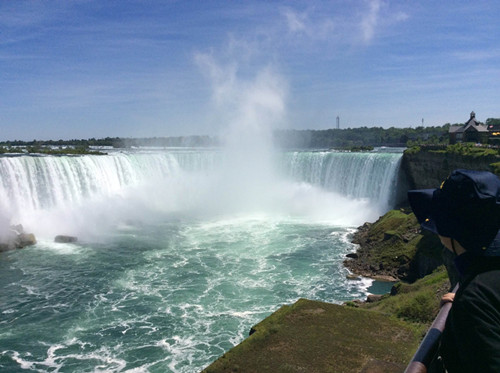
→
(402, 144, 500, 189)
(404, 143, 500, 158)
(490, 162, 500, 174)
(407, 143, 500, 157)
(346, 209, 442, 281)
(361, 267, 449, 324)
(345, 208, 453, 326)
(440, 143, 499, 157)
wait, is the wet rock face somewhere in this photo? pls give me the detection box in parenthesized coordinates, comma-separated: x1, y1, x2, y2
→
(0, 225, 36, 251)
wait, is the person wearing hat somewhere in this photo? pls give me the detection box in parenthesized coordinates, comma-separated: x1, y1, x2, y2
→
(408, 169, 500, 373)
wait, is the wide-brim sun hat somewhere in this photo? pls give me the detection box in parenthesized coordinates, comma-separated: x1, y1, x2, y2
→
(408, 169, 500, 256)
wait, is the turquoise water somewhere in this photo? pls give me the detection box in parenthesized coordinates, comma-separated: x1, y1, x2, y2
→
(0, 217, 367, 372)
(0, 149, 403, 372)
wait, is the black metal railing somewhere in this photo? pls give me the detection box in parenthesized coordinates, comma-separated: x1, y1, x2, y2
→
(404, 285, 458, 373)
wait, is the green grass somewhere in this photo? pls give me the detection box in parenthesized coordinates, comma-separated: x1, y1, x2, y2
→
(490, 162, 500, 175)
(363, 267, 450, 324)
(404, 146, 421, 155)
(203, 299, 424, 373)
(407, 143, 499, 157)
(203, 269, 451, 372)
(439, 143, 498, 157)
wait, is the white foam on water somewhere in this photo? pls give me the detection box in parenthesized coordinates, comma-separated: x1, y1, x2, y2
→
(20, 284, 41, 296)
(7, 351, 39, 371)
(33, 239, 86, 255)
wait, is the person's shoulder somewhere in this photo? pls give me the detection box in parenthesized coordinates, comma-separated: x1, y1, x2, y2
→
(456, 268, 500, 316)
(463, 257, 500, 285)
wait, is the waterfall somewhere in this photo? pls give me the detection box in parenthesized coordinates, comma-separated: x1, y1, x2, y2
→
(281, 149, 403, 213)
(0, 149, 403, 239)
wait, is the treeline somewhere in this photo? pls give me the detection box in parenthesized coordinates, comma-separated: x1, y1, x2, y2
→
(1, 137, 122, 148)
(273, 125, 451, 149)
(0, 136, 220, 148)
(3, 119, 500, 150)
(0, 145, 106, 155)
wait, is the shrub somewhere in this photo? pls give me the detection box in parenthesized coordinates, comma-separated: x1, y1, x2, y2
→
(396, 291, 437, 323)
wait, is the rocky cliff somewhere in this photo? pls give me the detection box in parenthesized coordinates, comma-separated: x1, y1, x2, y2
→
(401, 145, 500, 189)
(345, 209, 446, 283)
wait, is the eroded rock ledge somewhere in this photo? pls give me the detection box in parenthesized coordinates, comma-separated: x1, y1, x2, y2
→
(344, 209, 443, 283)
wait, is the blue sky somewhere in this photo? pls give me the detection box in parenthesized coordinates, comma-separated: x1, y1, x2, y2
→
(1, 0, 500, 140)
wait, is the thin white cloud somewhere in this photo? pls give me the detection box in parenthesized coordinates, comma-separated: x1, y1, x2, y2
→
(360, 0, 383, 43)
(284, 8, 307, 33)
(281, 7, 334, 40)
(281, 2, 407, 48)
(394, 11, 409, 22)
(453, 49, 500, 61)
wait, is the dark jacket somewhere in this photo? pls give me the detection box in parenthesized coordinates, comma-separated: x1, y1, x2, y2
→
(440, 257, 500, 372)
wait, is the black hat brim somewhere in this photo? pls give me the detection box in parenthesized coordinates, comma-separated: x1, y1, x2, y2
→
(408, 189, 439, 234)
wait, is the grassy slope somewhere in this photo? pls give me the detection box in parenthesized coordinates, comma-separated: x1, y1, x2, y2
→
(203, 268, 450, 373)
(360, 267, 450, 324)
(203, 298, 425, 373)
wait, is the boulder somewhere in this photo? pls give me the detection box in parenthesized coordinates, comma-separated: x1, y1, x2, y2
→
(54, 235, 78, 243)
(366, 294, 384, 303)
(18, 233, 36, 247)
(0, 225, 36, 251)
(346, 274, 361, 280)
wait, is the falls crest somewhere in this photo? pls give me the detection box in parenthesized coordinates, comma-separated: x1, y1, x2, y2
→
(0, 149, 402, 238)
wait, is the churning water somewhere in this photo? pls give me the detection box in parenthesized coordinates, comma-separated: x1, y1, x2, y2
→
(0, 148, 403, 372)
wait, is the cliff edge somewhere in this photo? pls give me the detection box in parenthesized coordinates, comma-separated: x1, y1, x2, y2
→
(402, 144, 500, 189)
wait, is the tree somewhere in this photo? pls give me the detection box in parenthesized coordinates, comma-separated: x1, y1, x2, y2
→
(486, 118, 500, 126)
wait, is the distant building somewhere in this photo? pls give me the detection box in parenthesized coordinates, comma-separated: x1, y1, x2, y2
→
(449, 111, 489, 144)
(487, 121, 500, 145)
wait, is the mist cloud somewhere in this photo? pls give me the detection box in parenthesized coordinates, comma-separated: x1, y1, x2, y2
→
(194, 46, 287, 147)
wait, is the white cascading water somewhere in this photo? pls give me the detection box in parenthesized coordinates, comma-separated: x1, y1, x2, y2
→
(282, 149, 403, 213)
(0, 149, 402, 241)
